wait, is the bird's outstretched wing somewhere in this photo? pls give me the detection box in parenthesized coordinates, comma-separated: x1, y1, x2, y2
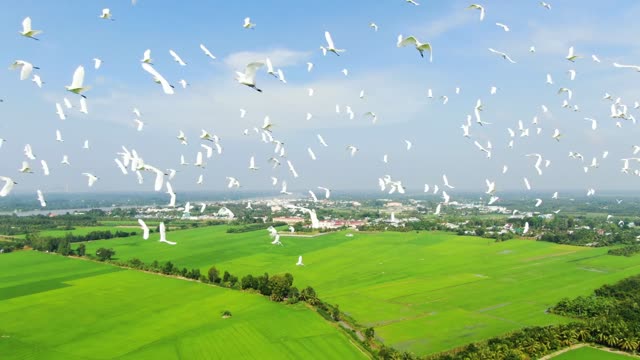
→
(397, 35, 417, 48)
(244, 62, 265, 82)
(325, 31, 335, 48)
(70, 66, 85, 89)
(141, 63, 174, 94)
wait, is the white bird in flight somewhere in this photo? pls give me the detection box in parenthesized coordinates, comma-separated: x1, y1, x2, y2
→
(166, 182, 176, 207)
(397, 35, 433, 62)
(20, 17, 42, 40)
(40, 160, 49, 176)
(19, 161, 33, 174)
(321, 31, 345, 56)
(488, 48, 516, 63)
(99, 8, 114, 21)
(613, 62, 640, 72)
(138, 219, 150, 240)
(249, 156, 259, 170)
(467, 4, 486, 21)
(55, 103, 66, 120)
(66, 66, 89, 97)
(141, 63, 174, 95)
(199, 44, 216, 59)
(566, 46, 580, 62)
(226, 177, 240, 189)
(79, 98, 88, 114)
(584, 118, 598, 130)
(83, 173, 98, 187)
(10, 60, 38, 81)
(443, 175, 455, 189)
(307, 148, 317, 160)
(495, 23, 510, 32)
(317, 134, 328, 147)
(32, 74, 43, 88)
(0, 177, 16, 197)
(243, 17, 256, 29)
(287, 160, 299, 178)
(141, 49, 153, 64)
(158, 222, 177, 245)
(36, 190, 46, 207)
(404, 140, 413, 151)
(318, 186, 331, 199)
(236, 61, 265, 92)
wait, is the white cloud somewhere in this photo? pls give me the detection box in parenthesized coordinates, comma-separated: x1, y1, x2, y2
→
(224, 49, 312, 70)
(411, 8, 474, 39)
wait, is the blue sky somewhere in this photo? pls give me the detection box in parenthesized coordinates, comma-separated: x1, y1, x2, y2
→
(1, 0, 640, 201)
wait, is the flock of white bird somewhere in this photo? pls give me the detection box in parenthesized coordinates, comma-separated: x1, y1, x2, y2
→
(3, 2, 640, 266)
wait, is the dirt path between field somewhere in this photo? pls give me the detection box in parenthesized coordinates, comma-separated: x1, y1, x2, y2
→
(278, 232, 333, 238)
(339, 321, 366, 341)
(537, 344, 585, 359)
(540, 343, 640, 359)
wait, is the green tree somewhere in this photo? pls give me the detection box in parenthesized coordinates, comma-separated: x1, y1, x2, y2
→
(75, 243, 86, 256)
(208, 266, 220, 283)
(365, 327, 375, 341)
(287, 286, 300, 304)
(128, 258, 143, 269)
(331, 304, 340, 321)
(95, 248, 115, 261)
(257, 273, 271, 296)
(161, 261, 174, 275)
(57, 238, 71, 255)
(241, 274, 257, 290)
(222, 271, 231, 283)
(268, 274, 292, 302)
(187, 268, 201, 280)
(300, 286, 317, 304)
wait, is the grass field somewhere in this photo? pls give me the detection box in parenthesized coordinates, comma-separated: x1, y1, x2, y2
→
(0, 251, 367, 360)
(80, 226, 640, 355)
(550, 346, 637, 359)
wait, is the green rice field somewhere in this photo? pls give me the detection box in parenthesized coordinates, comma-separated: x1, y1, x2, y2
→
(0, 251, 367, 360)
(82, 226, 640, 355)
(550, 346, 637, 359)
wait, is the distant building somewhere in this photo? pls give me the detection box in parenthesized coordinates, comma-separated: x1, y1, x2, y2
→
(272, 216, 305, 225)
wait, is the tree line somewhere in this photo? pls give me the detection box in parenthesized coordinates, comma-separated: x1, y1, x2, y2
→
(0, 213, 100, 236)
(607, 244, 640, 257)
(24, 230, 136, 254)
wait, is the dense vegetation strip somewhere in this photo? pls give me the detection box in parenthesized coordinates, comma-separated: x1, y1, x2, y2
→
(608, 245, 640, 257)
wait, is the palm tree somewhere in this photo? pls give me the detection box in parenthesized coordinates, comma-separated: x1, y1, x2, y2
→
(619, 337, 638, 352)
(607, 334, 620, 348)
(576, 328, 590, 342)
